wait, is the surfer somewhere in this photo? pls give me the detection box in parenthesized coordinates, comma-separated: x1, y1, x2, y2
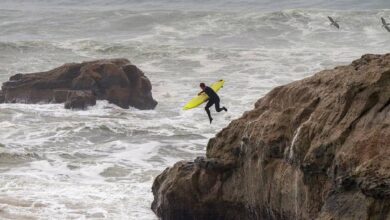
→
(198, 82, 227, 123)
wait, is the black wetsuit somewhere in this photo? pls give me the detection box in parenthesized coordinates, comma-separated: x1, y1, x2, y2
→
(203, 86, 227, 123)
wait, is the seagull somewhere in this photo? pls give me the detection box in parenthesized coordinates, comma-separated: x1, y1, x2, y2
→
(381, 17, 390, 32)
(328, 16, 340, 29)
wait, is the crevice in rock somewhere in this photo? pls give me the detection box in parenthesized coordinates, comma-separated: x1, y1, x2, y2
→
(379, 97, 390, 112)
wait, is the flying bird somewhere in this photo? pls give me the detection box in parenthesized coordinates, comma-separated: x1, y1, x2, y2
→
(328, 16, 340, 29)
(381, 17, 390, 32)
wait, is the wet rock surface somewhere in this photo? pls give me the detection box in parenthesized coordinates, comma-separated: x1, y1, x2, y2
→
(64, 90, 96, 110)
(152, 54, 390, 220)
(0, 90, 4, 103)
(0, 59, 157, 110)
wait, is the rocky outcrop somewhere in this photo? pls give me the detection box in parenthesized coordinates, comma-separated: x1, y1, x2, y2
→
(0, 59, 157, 110)
(152, 54, 390, 220)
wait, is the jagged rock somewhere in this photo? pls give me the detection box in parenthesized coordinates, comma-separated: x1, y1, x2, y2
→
(152, 54, 390, 220)
(64, 90, 96, 110)
(0, 59, 157, 110)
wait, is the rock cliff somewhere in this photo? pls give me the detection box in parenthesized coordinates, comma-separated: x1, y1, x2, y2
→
(152, 54, 390, 220)
(0, 59, 157, 110)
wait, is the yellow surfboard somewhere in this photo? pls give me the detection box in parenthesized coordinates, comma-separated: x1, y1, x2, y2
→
(183, 79, 225, 110)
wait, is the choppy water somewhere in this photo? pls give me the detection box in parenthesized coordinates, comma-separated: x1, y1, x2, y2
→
(0, 0, 389, 219)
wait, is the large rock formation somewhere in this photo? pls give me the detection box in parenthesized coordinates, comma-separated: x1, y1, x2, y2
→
(152, 54, 390, 220)
(0, 59, 157, 110)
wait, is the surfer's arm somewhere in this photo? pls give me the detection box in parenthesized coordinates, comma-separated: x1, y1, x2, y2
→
(198, 91, 205, 96)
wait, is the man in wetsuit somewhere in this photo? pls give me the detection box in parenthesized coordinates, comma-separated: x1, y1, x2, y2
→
(199, 82, 227, 123)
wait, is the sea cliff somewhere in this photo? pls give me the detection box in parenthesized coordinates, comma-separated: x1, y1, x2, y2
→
(152, 54, 390, 220)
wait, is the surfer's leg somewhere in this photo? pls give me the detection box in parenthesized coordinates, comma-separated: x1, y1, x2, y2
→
(205, 100, 213, 123)
(215, 101, 222, 112)
(215, 100, 227, 112)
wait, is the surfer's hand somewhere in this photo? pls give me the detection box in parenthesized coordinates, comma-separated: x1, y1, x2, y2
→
(198, 91, 204, 96)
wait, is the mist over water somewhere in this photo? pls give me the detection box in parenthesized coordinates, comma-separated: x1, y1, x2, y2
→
(0, 0, 389, 219)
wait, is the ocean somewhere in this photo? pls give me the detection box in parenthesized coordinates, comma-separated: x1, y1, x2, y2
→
(0, 0, 389, 219)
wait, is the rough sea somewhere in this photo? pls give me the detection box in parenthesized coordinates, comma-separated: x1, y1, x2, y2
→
(0, 0, 389, 219)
